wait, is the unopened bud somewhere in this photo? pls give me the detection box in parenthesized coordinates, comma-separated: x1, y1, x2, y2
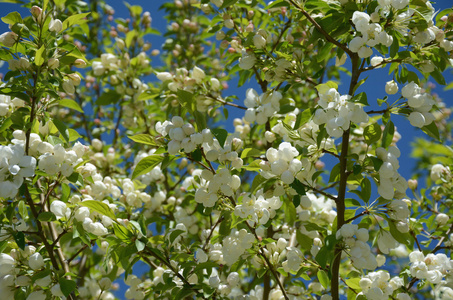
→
(408, 179, 418, 190)
(73, 58, 87, 68)
(48, 58, 59, 69)
(68, 73, 81, 86)
(31, 6, 43, 24)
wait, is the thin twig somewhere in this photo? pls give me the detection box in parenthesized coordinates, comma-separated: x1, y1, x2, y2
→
(287, 0, 353, 57)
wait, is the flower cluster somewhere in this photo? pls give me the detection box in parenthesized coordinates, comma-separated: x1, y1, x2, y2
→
(0, 95, 25, 116)
(350, 11, 393, 58)
(260, 142, 300, 185)
(375, 146, 407, 200)
(155, 116, 213, 155)
(409, 251, 453, 284)
(337, 224, 379, 270)
(222, 229, 255, 266)
(244, 88, 282, 125)
(387, 198, 411, 233)
(234, 193, 283, 225)
(0, 143, 36, 199)
(202, 136, 244, 169)
(156, 66, 220, 93)
(357, 270, 406, 300)
(313, 85, 368, 138)
(401, 81, 435, 128)
(194, 168, 241, 207)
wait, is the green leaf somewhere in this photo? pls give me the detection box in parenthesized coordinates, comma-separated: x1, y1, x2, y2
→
(266, 0, 289, 9)
(360, 178, 371, 202)
(35, 45, 45, 66)
(58, 278, 77, 297)
(290, 180, 306, 195)
(219, 212, 232, 236)
(52, 119, 70, 143)
(240, 148, 261, 158)
(363, 123, 382, 145)
(59, 99, 83, 113)
(113, 223, 132, 241)
(191, 148, 202, 162)
(18, 200, 27, 220)
(96, 90, 121, 105)
(315, 246, 329, 268)
(212, 128, 228, 147)
(176, 89, 194, 111)
(219, 0, 239, 9)
(351, 92, 368, 105)
(61, 183, 70, 203)
(381, 120, 394, 148)
(68, 129, 81, 142)
(345, 277, 361, 290)
(125, 30, 137, 48)
(387, 222, 411, 246)
(390, 36, 399, 57)
(128, 134, 157, 146)
(317, 270, 329, 289)
(251, 174, 266, 193)
(169, 229, 185, 244)
(1, 11, 22, 25)
(421, 122, 440, 141)
(62, 12, 90, 30)
(13, 231, 25, 250)
(132, 155, 164, 179)
(38, 212, 56, 222)
(79, 200, 116, 220)
(283, 200, 296, 225)
(0, 118, 13, 133)
(430, 69, 446, 85)
(135, 239, 145, 252)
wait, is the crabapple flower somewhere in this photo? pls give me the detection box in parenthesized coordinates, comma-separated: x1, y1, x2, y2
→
(0, 32, 18, 47)
(0, 254, 15, 276)
(28, 252, 44, 270)
(0, 144, 37, 199)
(239, 50, 256, 70)
(385, 80, 398, 94)
(49, 19, 63, 33)
(50, 200, 71, 219)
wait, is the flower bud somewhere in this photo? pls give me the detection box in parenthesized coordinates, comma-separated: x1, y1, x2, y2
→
(385, 80, 398, 95)
(48, 57, 59, 69)
(31, 6, 43, 24)
(436, 213, 449, 226)
(99, 277, 112, 290)
(73, 58, 87, 68)
(253, 33, 267, 49)
(28, 252, 44, 270)
(192, 66, 205, 83)
(68, 73, 81, 86)
(0, 32, 18, 47)
(62, 79, 75, 95)
(49, 19, 63, 33)
(407, 179, 418, 190)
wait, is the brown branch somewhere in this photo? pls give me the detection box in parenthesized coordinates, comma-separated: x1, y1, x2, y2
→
(202, 216, 224, 251)
(361, 59, 404, 72)
(287, 0, 353, 57)
(433, 223, 453, 253)
(345, 210, 370, 224)
(322, 149, 339, 158)
(67, 244, 89, 264)
(331, 53, 361, 300)
(208, 94, 247, 110)
(310, 186, 338, 202)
